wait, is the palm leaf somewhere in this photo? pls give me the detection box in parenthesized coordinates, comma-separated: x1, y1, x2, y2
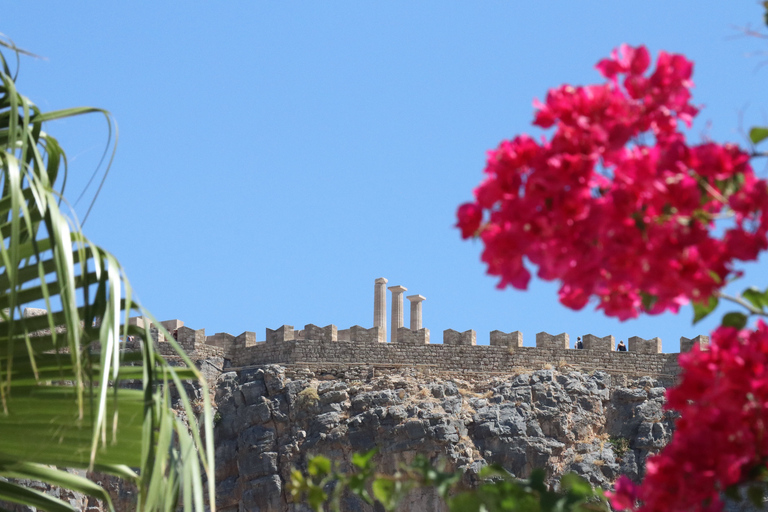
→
(0, 35, 215, 511)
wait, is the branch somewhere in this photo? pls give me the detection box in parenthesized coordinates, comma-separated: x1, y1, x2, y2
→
(717, 291, 767, 317)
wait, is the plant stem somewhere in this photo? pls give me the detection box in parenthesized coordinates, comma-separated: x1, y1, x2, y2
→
(717, 291, 767, 316)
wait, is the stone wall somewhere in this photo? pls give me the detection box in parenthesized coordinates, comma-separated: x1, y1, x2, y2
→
(140, 318, 708, 380)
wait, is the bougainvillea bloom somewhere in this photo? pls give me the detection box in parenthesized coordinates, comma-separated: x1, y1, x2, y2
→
(607, 322, 768, 512)
(457, 44, 768, 319)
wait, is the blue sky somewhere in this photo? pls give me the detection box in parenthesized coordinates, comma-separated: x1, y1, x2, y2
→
(4, 2, 768, 353)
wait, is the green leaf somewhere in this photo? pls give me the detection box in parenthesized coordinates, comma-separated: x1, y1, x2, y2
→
(747, 484, 764, 507)
(743, 286, 768, 311)
(0, 480, 77, 512)
(763, 1, 768, 27)
(693, 295, 719, 324)
(724, 485, 741, 502)
(750, 126, 768, 145)
(372, 478, 398, 511)
(352, 447, 377, 470)
(307, 486, 328, 511)
(447, 492, 484, 512)
(478, 463, 514, 480)
(640, 292, 658, 312)
(308, 455, 332, 477)
(560, 473, 593, 498)
(722, 312, 748, 329)
(0, 463, 112, 508)
(0, 36, 215, 512)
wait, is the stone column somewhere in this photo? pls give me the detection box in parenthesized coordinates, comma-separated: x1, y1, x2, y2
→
(388, 285, 407, 343)
(407, 295, 426, 330)
(374, 277, 388, 341)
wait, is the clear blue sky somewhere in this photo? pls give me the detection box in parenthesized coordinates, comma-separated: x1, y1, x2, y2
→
(4, 2, 768, 353)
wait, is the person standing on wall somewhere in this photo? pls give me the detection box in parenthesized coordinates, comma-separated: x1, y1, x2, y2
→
(617, 340, 627, 351)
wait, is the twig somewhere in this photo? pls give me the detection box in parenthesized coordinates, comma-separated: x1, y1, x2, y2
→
(717, 291, 767, 316)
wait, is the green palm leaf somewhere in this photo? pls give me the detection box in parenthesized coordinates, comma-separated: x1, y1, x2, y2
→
(0, 36, 215, 511)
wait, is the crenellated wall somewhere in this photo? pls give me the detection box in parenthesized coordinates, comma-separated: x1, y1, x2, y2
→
(69, 278, 710, 379)
(141, 317, 710, 380)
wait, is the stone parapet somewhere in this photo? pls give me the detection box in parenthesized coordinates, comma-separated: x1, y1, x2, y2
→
(266, 325, 295, 343)
(443, 329, 476, 346)
(127, 313, 707, 380)
(628, 336, 662, 354)
(680, 335, 710, 353)
(536, 332, 569, 349)
(340, 325, 384, 343)
(235, 331, 256, 348)
(228, 338, 681, 381)
(490, 330, 523, 349)
(396, 327, 430, 345)
(178, 325, 204, 352)
(301, 324, 337, 342)
(583, 334, 615, 351)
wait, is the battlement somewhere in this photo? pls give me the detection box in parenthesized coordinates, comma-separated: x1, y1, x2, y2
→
(130, 278, 709, 380)
(18, 278, 711, 379)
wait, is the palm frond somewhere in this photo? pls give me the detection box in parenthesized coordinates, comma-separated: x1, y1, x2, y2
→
(0, 35, 215, 512)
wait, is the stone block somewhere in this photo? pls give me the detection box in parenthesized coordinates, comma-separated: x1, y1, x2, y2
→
(443, 329, 476, 346)
(680, 335, 710, 353)
(302, 324, 338, 342)
(235, 331, 257, 348)
(536, 331, 569, 349)
(397, 327, 430, 344)
(582, 334, 615, 351)
(22, 307, 47, 318)
(177, 325, 204, 351)
(266, 325, 294, 343)
(207, 332, 236, 352)
(160, 319, 184, 332)
(490, 330, 523, 348)
(628, 336, 661, 354)
(348, 325, 384, 343)
(323, 324, 337, 342)
(128, 316, 148, 329)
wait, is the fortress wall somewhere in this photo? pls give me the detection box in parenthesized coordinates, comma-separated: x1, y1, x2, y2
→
(231, 340, 296, 367)
(133, 311, 703, 378)
(225, 335, 682, 379)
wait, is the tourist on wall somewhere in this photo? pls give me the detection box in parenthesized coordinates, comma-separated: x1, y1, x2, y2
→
(617, 340, 627, 352)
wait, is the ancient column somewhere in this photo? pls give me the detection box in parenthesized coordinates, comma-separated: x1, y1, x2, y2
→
(407, 294, 426, 330)
(388, 285, 407, 343)
(374, 277, 388, 341)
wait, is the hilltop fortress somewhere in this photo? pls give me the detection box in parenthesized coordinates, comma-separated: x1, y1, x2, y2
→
(130, 278, 709, 381)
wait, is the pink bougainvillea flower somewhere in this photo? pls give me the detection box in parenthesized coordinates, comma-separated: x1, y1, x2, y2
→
(457, 44, 768, 320)
(628, 322, 768, 512)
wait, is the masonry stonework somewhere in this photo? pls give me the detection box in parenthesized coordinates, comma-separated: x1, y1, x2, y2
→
(128, 278, 709, 381)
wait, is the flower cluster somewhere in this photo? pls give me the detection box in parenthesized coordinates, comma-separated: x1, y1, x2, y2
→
(609, 322, 768, 512)
(457, 45, 768, 319)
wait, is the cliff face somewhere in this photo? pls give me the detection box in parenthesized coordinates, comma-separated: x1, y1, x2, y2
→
(213, 364, 675, 512)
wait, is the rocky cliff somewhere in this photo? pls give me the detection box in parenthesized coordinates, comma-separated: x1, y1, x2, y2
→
(213, 363, 675, 511)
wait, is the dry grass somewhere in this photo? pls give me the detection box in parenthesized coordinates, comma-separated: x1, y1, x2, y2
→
(297, 387, 320, 407)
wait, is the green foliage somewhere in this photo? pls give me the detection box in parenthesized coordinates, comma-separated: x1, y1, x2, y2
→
(743, 286, 768, 312)
(750, 126, 768, 145)
(722, 311, 748, 329)
(292, 453, 609, 512)
(0, 37, 214, 511)
(608, 437, 630, 458)
(693, 295, 719, 324)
